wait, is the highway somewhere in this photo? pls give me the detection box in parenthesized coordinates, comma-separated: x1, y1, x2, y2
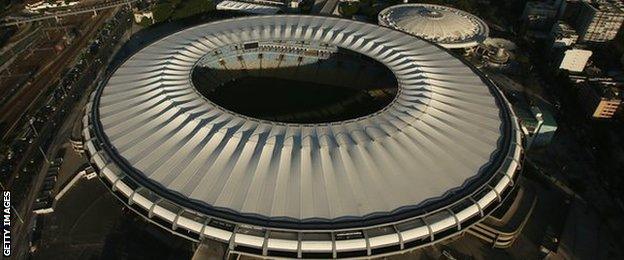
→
(8, 9, 132, 258)
(0, 9, 113, 142)
(0, 0, 139, 26)
(2, 8, 115, 191)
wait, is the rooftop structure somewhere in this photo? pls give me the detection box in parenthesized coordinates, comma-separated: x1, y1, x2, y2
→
(483, 46, 512, 67)
(522, 1, 558, 30)
(475, 38, 517, 69)
(557, 48, 592, 72)
(215, 0, 283, 14)
(25, 0, 79, 13)
(83, 15, 523, 258)
(515, 105, 557, 149)
(580, 79, 623, 118)
(550, 21, 579, 48)
(378, 4, 489, 49)
(575, 0, 624, 43)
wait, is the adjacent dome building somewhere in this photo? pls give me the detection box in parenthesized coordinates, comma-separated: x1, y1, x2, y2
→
(378, 4, 489, 49)
(83, 15, 522, 259)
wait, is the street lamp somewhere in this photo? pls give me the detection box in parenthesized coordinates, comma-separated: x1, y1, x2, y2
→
(28, 118, 49, 163)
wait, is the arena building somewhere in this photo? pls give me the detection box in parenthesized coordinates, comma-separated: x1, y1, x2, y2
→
(83, 15, 523, 259)
(378, 4, 489, 49)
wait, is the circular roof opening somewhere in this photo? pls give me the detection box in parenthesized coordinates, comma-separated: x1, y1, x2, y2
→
(191, 46, 398, 123)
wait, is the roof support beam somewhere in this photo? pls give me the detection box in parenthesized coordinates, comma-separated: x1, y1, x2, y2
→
(262, 231, 270, 256)
(297, 233, 302, 258)
(172, 209, 184, 230)
(363, 230, 371, 256)
(488, 184, 502, 202)
(469, 197, 484, 217)
(128, 187, 143, 205)
(422, 218, 434, 242)
(331, 232, 337, 258)
(229, 226, 239, 251)
(199, 218, 210, 240)
(110, 175, 123, 192)
(148, 198, 164, 218)
(393, 225, 404, 250)
(447, 209, 461, 231)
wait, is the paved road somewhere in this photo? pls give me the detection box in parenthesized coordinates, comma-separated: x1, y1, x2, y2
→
(0, 9, 112, 142)
(1, 0, 139, 26)
(8, 9, 121, 259)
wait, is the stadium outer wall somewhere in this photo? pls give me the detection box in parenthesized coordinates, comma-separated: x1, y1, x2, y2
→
(81, 15, 524, 259)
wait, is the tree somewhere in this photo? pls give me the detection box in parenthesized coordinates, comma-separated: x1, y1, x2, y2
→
(338, 1, 360, 18)
(454, 0, 479, 15)
(300, 0, 314, 13)
(358, 0, 378, 18)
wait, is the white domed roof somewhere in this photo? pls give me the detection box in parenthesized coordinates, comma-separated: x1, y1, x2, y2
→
(379, 4, 489, 49)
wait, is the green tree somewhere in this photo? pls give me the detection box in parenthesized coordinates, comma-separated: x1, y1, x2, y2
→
(454, 0, 479, 14)
(339, 1, 360, 18)
(300, 0, 314, 13)
(172, 0, 214, 19)
(358, 0, 378, 18)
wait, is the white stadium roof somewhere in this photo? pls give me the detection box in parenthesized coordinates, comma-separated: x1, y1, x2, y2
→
(83, 15, 522, 257)
(215, 0, 282, 15)
(378, 4, 489, 49)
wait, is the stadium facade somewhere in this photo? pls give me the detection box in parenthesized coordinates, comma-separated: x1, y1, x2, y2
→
(82, 15, 523, 259)
(378, 4, 489, 49)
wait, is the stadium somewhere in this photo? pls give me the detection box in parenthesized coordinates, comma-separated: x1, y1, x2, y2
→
(378, 4, 489, 49)
(82, 15, 523, 259)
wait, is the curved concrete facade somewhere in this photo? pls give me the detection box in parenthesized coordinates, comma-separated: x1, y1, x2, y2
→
(83, 15, 522, 258)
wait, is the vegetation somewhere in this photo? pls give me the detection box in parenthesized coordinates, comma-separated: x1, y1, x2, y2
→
(171, 0, 214, 20)
(408, 0, 479, 14)
(150, 0, 214, 24)
(136, 16, 153, 27)
(358, 0, 376, 18)
(355, 0, 393, 20)
(338, 1, 360, 18)
(152, 0, 180, 22)
(0, 0, 9, 10)
(454, 0, 478, 14)
(300, 0, 314, 14)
